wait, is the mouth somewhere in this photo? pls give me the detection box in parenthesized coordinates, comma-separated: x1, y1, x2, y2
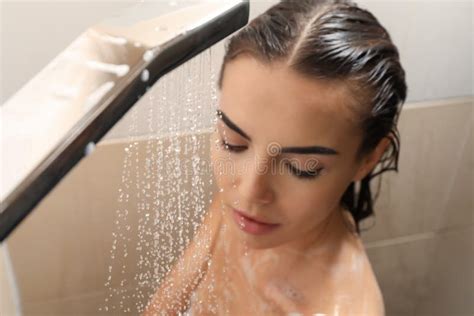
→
(231, 208, 280, 235)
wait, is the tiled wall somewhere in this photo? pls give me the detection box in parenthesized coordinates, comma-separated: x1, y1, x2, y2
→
(4, 97, 473, 315)
(361, 97, 473, 316)
(3, 1, 473, 106)
(6, 131, 216, 315)
(1, 244, 19, 316)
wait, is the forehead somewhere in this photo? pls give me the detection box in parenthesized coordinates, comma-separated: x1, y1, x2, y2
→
(219, 56, 361, 147)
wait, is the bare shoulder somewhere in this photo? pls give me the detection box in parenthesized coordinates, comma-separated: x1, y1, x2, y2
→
(264, 233, 385, 316)
(335, 211, 385, 315)
(309, 232, 385, 315)
(141, 191, 224, 315)
(344, 234, 385, 315)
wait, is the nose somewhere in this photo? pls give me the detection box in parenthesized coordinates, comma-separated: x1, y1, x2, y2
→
(234, 152, 275, 205)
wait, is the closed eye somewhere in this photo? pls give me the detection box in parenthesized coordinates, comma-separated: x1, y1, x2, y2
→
(285, 163, 324, 180)
(220, 139, 247, 153)
(219, 139, 324, 180)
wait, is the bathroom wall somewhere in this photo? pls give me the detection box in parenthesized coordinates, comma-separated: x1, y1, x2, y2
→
(362, 96, 473, 315)
(5, 130, 216, 315)
(0, 0, 137, 105)
(1, 1, 472, 106)
(1, 1, 473, 315)
(1, 244, 20, 315)
(4, 95, 473, 315)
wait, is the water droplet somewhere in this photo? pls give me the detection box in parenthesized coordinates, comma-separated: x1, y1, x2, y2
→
(84, 142, 95, 156)
(143, 50, 154, 62)
(141, 69, 150, 82)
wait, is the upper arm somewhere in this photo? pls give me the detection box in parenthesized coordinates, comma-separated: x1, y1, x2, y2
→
(297, 243, 384, 315)
(357, 269, 385, 316)
(142, 192, 223, 315)
(301, 276, 384, 316)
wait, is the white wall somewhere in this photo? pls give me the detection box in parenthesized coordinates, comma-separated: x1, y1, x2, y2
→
(0, 0, 137, 104)
(0, 0, 472, 159)
(257, 0, 473, 102)
(107, 0, 474, 140)
(1, 0, 472, 106)
(357, 0, 473, 102)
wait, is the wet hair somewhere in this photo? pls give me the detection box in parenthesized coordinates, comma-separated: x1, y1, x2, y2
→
(217, 0, 407, 233)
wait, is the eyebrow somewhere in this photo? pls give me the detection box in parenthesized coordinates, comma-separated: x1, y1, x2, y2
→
(216, 109, 339, 155)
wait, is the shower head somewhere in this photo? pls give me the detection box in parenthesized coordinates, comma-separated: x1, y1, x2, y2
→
(0, 0, 249, 242)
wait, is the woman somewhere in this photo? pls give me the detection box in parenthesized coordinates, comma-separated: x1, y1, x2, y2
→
(144, 0, 407, 314)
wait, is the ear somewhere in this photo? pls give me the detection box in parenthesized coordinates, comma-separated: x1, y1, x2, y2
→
(352, 136, 392, 182)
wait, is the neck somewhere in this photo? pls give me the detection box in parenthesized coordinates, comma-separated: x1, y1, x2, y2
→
(244, 204, 352, 264)
(285, 204, 349, 255)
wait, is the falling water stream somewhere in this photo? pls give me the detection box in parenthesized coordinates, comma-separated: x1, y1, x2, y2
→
(101, 46, 220, 314)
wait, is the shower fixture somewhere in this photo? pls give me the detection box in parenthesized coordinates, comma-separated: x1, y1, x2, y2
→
(0, 0, 249, 241)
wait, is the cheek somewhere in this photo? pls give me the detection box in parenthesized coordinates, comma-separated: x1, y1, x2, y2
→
(281, 176, 347, 224)
(286, 189, 334, 222)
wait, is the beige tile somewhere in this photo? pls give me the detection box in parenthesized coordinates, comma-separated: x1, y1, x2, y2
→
(366, 225, 474, 316)
(366, 235, 437, 316)
(1, 245, 19, 316)
(436, 119, 473, 231)
(7, 133, 215, 306)
(414, 225, 474, 316)
(21, 287, 141, 316)
(7, 142, 128, 303)
(362, 99, 473, 242)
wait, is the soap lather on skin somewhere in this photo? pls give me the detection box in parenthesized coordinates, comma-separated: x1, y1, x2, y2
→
(263, 279, 306, 313)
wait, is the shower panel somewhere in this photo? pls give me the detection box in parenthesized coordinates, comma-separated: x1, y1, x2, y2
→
(0, 1, 249, 241)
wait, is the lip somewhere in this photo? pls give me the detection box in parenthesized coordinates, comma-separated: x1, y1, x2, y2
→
(232, 208, 280, 235)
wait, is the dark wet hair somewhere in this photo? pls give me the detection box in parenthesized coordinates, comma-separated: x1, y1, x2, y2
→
(217, 0, 407, 233)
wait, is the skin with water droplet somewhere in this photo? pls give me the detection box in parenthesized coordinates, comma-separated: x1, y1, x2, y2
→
(142, 54, 386, 315)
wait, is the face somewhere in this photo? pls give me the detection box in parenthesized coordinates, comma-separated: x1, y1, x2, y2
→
(210, 55, 372, 249)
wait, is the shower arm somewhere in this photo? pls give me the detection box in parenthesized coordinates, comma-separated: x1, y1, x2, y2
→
(0, 1, 249, 242)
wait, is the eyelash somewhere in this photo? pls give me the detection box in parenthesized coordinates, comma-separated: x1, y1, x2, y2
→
(219, 139, 324, 180)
